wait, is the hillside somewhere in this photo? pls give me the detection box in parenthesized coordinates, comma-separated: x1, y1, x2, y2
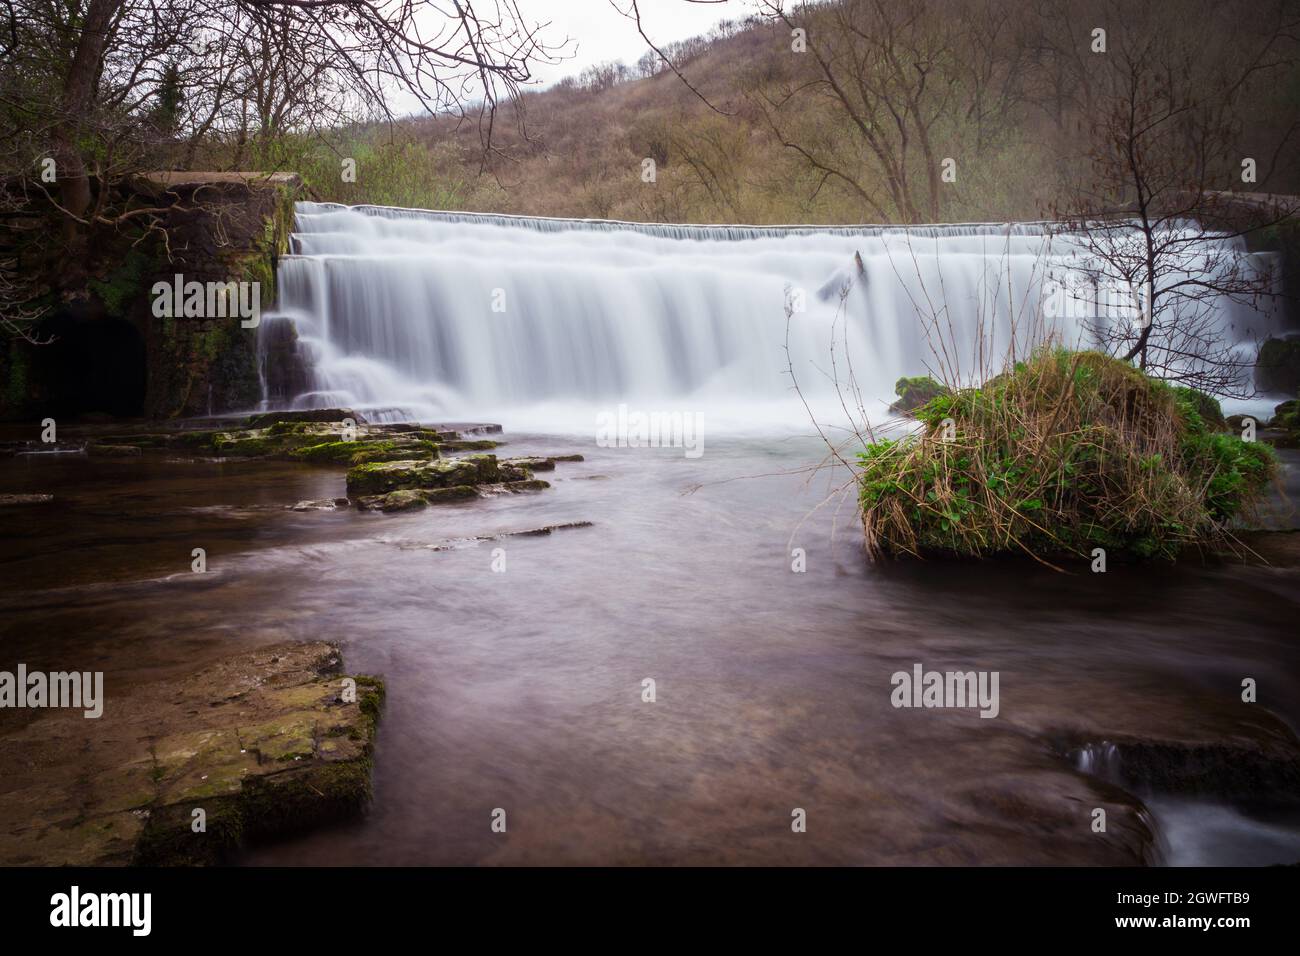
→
(291, 1, 1300, 226)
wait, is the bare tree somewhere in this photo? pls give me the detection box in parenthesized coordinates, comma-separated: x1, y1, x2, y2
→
(1051, 0, 1300, 395)
(1, 0, 569, 246)
(752, 0, 964, 223)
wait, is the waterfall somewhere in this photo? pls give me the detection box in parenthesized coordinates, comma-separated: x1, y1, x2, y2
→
(258, 201, 1283, 426)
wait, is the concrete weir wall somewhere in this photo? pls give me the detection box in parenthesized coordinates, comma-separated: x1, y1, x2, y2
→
(134, 172, 301, 418)
(0, 171, 300, 422)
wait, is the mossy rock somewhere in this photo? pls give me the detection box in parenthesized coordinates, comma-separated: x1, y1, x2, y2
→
(0, 641, 383, 867)
(458, 453, 500, 482)
(355, 485, 478, 511)
(437, 439, 501, 452)
(889, 375, 949, 414)
(345, 458, 480, 496)
(1256, 338, 1300, 393)
(290, 439, 439, 466)
(503, 456, 556, 472)
(1171, 386, 1226, 431)
(858, 348, 1277, 563)
(246, 408, 362, 429)
(211, 433, 280, 457)
(498, 479, 551, 493)
(420, 485, 479, 504)
(1271, 397, 1299, 429)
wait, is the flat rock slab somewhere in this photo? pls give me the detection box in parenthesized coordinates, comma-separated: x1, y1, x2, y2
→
(0, 642, 382, 866)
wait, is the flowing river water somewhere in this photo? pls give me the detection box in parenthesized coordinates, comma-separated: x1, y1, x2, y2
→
(1, 434, 1297, 865)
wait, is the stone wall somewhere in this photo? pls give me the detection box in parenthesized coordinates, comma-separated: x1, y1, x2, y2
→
(0, 171, 301, 421)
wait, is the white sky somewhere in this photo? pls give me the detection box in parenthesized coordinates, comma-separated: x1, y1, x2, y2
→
(525, 0, 748, 86)
(385, 0, 750, 117)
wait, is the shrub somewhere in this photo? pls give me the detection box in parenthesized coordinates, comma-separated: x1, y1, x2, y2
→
(857, 349, 1276, 564)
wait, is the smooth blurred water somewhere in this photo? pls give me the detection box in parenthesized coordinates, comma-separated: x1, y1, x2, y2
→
(260, 204, 1283, 426)
(2, 438, 1296, 865)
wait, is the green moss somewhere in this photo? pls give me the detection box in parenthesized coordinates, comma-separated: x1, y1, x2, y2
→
(1256, 338, 1300, 393)
(291, 439, 439, 466)
(211, 434, 278, 457)
(1, 339, 32, 417)
(134, 670, 384, 866)
(89, 247, 157, 318)
(1171, 385, 1227, 431)
(891, 375, 949, 413)
(437, 439, 501, 451)
(421, 485, 479, 503)
(346, 458, 478, 496)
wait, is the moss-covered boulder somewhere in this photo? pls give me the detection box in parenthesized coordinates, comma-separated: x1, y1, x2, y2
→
(1256, 337, 1300, 393)
(1171, 386, 1226, 431)
(290, 439, 439, 466)
(247, 407, 362, 429)
(858, 349, 1276, 563)
(355, 485, 479, 511)
(0, 642, 383, 866)
(889, 375, 949, 415)
(345, 458, 481, 497)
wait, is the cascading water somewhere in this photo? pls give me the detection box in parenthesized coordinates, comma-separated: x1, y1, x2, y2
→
(258, 202, 1283, 426)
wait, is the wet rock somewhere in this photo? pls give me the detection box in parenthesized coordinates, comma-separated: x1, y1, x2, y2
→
(359, 489, 428, 513)
(288, 498, 349, 512)
(458, 453, 501, 483)
(504, 456, 556, 472)
(345, 458, 480, 497)
(490, 479, 551, 494)
(1068, 732, 1300, 805)
(356, 485, 477, 511)
(0, 493, 53, 505)
(494, 520, 594, 538)
(245, 408, 363, 428)
(414, 429, 460, 443)
(498, 460, 533, 482)
(85, 443, 143, 458)
(420, 485, 479, 504)
(0, 642, 383, 866)
(889, 375, 949, 415)
(1255, 337, 1300, 393)
(290, 439, 439, 466)
(437, 438, 501, 451)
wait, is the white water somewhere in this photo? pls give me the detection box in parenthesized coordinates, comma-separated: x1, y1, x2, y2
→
(260, 202, 1283, 428)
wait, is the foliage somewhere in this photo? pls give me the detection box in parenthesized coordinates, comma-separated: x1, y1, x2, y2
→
(857, 349, 1276, 563)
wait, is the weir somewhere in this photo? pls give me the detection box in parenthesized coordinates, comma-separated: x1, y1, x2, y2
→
(259, 201, 1283, 424)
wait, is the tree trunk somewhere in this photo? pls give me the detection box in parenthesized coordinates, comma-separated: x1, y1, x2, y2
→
(52, 0, 120, 242)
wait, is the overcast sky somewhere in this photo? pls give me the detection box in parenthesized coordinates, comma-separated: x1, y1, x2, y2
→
(518, 0, 747, 86)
